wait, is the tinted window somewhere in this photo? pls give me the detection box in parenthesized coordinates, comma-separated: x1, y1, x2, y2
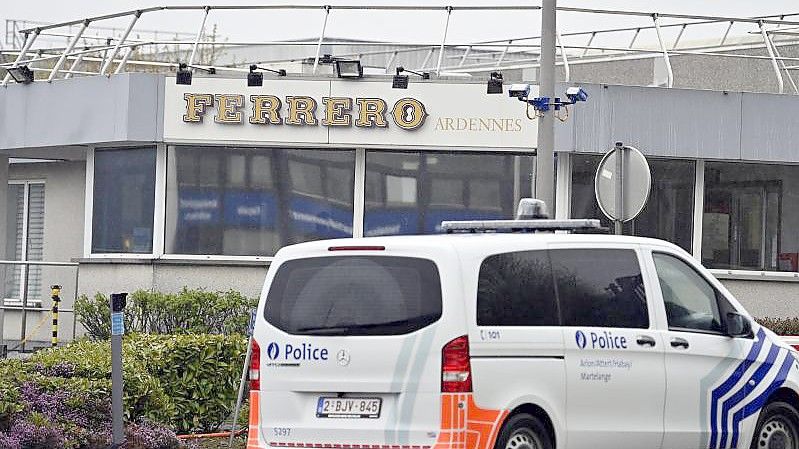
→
(92, 147, 156, 253)
(477, 251, 558, 326)
(652, 252, 723, 333)
(552, 249, 648, 328)
(264, 256, 442, 336)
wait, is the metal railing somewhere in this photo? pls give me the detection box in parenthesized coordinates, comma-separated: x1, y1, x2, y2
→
(1, 5, 799, 93)
(0, 260, 79, 355)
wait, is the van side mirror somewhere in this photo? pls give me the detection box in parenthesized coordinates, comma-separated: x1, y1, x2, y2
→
(726, 312, 753, 338)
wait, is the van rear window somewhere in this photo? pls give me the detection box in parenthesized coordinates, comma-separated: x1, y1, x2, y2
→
(264, 256, 442, 336)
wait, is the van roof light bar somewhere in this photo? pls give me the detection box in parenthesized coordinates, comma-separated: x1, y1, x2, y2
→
(441, 219, 603, 233)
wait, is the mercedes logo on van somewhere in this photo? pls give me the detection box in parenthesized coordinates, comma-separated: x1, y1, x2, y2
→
(337, 349, 351, 367)
(575, 331, 588, 349)
(267, 342, 280, 360)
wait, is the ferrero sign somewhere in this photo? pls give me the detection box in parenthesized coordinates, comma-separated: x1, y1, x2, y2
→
(164, 78, 538, 149)
(183, 94, 428, 130)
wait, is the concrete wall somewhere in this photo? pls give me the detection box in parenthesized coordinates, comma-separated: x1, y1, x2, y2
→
(720, 279, 799, 318)
(2, 160, 85, 345)
(76, 262, 268, 299)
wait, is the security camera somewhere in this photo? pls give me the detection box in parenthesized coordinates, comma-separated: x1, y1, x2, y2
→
(508, 84, 532, 100)
(566, 86, 588, 102)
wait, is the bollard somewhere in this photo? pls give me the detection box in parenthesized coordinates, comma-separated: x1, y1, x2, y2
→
(110, 292, 128, 449)
(50, 285, 62, 347)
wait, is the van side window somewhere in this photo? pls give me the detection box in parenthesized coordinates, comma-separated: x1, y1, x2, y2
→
(652, 252, 723, 333)
(551, 249, 649, 329)
(477, 251, 558, 326)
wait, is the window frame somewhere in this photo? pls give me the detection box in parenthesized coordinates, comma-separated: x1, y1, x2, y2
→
(84, 145, 165, 259)
(5, 179, 46, 306)
(650, 250, 745, 337)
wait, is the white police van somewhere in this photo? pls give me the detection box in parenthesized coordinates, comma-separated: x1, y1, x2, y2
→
(247, 200, 799, 449)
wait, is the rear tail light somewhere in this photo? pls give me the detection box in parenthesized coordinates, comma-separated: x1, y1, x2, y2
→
(442, 335, 472, 393)
(250, 339, 261, 391)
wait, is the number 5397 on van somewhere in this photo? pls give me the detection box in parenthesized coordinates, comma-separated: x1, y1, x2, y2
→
(246, 203, 799, 449)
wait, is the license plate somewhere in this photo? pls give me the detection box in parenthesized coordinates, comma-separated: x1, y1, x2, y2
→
(316, 397, 382, 419)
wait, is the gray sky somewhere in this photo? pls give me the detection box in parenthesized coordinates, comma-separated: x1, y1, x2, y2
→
(2, 1, 797, 48)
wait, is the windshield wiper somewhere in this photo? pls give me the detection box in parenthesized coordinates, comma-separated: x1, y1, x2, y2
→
(296, 314, 439, 334)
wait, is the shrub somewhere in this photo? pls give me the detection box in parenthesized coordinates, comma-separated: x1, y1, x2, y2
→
(76, 288, 257, 339)
(756, 317, 799, 336)
(21, 333, 246, 433)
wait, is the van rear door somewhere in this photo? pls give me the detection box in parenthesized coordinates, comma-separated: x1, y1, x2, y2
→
(252, 247, 464, 449)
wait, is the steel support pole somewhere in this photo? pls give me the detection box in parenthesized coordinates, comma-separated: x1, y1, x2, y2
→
(459, 46, 472, 67)
(64, 52, 86, 79)
(496, 40, 512, 69)
(536, 0, 557, 210)
(653, 14, 674, 88)
(101, 11, 141, 75)
(720, 21, 734, 46)
(2, 29, 40, 87)
(312, 6, 331, 74)
(228, 337, 253, 449)
(557, 30, 569, 82)
(614, 143, 626, 235)
(436, 6, 453, 75)
(114, 47, 134, 74)
(19, 265, 30, 352)
(760, 21, 785, 94)
(48, 20, 89, 82)
(188, 7, 210, 67)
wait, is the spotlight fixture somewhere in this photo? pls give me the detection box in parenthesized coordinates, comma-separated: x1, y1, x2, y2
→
(6, 65, 34, 84)
(176, 63, 192, 85)
(487, 71, 503, 94)
(175, 63, 218, 85)
(248, 64, 287, 86)
(334, 60, 363, 79)
(392, 66, 430, 89)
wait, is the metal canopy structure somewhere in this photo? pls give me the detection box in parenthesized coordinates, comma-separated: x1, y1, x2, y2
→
(2, 4, 799, 94)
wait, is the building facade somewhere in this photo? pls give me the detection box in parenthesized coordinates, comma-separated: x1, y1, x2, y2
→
(0, 71, 798, 346)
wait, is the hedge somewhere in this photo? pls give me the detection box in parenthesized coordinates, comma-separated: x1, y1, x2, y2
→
(756, 317, 799, 336)
(0, 333, 247, 448)
(76, 288, 257, 339)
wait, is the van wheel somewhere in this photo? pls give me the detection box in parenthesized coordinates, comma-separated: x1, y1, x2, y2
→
(751, 401, 799, 449)
(495, 413, 553, 449)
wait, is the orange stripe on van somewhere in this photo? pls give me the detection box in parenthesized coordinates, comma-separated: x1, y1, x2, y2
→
(434, 394, 507, 449)
(247, 390, 262, 449)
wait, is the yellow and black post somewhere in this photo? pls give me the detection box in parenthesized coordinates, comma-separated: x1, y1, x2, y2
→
(50, 285, 61, 347)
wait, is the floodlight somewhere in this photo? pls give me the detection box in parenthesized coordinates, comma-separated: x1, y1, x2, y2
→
(248, 65, 263, 87)
(6, 65, 34, 84)
(176, 63, 192, 85)
(393, 74, 409, 89)
(335, 60, 363, 79)
(248, 64, 287, 86)
(392, 66, 429, 89)
(487, 71, 503, 94)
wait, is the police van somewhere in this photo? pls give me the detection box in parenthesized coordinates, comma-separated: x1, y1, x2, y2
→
(247, 200, 799, 449)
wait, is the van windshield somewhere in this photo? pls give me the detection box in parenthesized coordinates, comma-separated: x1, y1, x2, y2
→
(264, 256, 442, 336)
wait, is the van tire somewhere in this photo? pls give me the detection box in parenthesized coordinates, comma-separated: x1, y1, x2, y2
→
(750, 401, 799, 449)
(494, 413, 554, 449)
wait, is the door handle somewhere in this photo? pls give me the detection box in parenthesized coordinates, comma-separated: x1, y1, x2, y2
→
(670, 338, 690, 349)
(636, 335, 656, 347)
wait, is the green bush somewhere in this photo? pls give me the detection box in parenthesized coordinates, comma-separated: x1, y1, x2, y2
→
(76, 288, 257, 339)
(756, 317, 799, 336)
(16, 333, 247, 434)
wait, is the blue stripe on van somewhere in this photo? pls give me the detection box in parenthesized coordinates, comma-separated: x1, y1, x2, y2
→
(709, 328, 766, 449)
(729, 352, 793, 448)
(718, 341, 779, 448)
